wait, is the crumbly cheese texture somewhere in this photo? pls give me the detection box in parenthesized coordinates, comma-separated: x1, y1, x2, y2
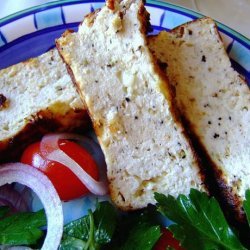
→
(148, 18, 250, 202)
(0, 49, 87, 148)
(57, 0, 205, 209)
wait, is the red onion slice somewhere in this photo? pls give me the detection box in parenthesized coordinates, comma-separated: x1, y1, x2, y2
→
(40, 133, 108, 196)
(0, 163, 63, 250)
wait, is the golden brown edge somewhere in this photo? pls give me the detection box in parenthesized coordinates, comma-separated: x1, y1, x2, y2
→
(172, 16, 248, 220)
(148, 17, 250, 243)
(0, 109, 90, 163)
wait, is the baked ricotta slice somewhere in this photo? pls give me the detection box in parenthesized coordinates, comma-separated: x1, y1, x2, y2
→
(0, 49, 89, 162)
(148, 17, 250, 221)
(57, 0, 206, 210)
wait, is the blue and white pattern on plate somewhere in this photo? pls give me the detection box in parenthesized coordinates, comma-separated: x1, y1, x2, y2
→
(35, 7, 64, 30)
(0, 0, 249, 83)
(0, 0, 249, 222)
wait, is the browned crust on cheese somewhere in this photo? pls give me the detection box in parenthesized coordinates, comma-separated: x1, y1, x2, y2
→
(152, 17, 250, 244)
(137, 0, 150, 34)
(107, 0, 115, 10)
(0, 43, 91, 163)
(0, 109, 90, 163)
(171, 17, 248, 222)
(181, 115, 250, 245)
(0, 94, 8, 110)
(183, 118, 245, 220)
(84, 9, 101, 27)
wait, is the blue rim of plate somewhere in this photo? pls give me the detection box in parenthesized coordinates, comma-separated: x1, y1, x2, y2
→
(0, 0, 249, 83)
(0, 0, 249, 45)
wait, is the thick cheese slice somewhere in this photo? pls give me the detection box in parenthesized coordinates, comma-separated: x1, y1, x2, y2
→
(148, 17, 250, 221)
(57, 0, 206, 210)
(0, 49, 89, 162)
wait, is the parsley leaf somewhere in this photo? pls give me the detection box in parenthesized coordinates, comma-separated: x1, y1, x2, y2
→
(105, 207, 161, 250)
(60, 201, 117, 250)
(61, 211, 91, 243)
(0, 209, 46, 246)
(155, 189, 246, 250)
(243, 190, 250, 225)
(94, 200, 117, 244)
(120, 222, 161, 250)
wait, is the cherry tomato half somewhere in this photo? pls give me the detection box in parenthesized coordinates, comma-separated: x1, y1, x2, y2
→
(21, 139, 99, 201)
(154, 228, 184, 250)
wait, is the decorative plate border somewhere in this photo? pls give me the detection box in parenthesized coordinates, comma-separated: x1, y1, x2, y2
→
(0, 0, 249, 78)
(0, 0, 249, 42)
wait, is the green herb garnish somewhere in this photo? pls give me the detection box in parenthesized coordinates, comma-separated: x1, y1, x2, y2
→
(0, 209, 46, 246)
(105, 207, 161, 250)
(155, 189, 246, 250)
(119, 222, 161, 250)
(60, 201, 117, 250)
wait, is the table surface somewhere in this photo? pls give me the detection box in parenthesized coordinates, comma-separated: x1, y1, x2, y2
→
(0, 0, 249, 39)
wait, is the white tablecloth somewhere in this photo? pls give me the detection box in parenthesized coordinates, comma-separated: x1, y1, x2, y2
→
(0, 0, 249, 38)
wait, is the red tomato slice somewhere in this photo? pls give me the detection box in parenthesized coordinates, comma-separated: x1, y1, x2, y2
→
(21, 139, 99, 201)
(154, 228, 184, 250)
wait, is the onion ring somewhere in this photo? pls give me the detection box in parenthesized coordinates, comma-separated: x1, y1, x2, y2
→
(0, 163, 63, 250)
